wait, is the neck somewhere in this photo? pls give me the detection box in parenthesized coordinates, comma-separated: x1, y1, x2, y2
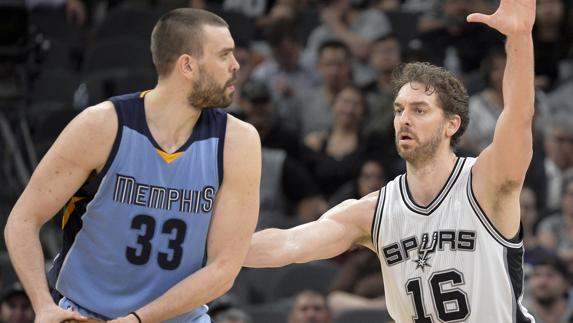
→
(332, 125, 358, 136)
(535, 298, 567, 321)
(405, 148, 457, 206)
(144, 81, 203, 153)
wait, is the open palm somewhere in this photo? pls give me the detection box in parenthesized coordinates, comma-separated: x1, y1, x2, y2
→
(467, 0, 536, 36)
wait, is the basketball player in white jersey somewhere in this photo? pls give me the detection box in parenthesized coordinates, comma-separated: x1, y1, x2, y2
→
(245, 0, 536, 322)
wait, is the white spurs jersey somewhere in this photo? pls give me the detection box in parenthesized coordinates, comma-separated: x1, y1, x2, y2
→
(371, 157, 535, 323)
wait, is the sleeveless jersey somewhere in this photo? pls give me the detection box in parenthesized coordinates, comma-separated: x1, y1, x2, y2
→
(371, 157, 535, 323)
(48, 92, 227, 320)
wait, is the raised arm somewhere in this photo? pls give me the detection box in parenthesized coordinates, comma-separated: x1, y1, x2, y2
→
(124, 115, 261, 322)
(245, 192, 378, 268)
(4, 103, 117, 323)
(468, 0, 536, 237)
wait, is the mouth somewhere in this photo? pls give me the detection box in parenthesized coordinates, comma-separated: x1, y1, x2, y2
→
(398, 133, 415, 143)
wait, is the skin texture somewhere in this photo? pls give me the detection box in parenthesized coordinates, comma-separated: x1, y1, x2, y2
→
(4, 23, 261, 323)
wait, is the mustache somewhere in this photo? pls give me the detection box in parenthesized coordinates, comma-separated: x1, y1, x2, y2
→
(226, 74, 237, 86)
(397, 128, 417, 139)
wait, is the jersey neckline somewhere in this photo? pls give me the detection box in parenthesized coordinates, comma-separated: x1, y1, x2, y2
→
(400, 157, 466, 216)
(138, 91, 204, 154)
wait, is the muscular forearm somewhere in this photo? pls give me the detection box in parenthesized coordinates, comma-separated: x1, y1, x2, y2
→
(503, 34, 534, 121)
(135, 261, 237, 322)
(244, 228, 296, 268)
(4, 211, 54, 312)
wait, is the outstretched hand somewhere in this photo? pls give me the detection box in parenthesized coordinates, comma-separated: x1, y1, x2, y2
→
(467, 0, 536, 36)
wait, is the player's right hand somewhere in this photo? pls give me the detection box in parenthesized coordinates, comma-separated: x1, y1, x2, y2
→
(34, 304, 88, 323)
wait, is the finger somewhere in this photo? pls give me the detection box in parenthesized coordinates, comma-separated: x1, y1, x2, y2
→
(466, 13, 491, 25)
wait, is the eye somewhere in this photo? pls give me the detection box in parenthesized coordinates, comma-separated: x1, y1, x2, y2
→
(416, 108, 425, 114)
(394, 108, 403, 116)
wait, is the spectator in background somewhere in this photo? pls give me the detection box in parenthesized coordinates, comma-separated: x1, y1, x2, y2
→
(0, 282, 34, 323)
(327, 249, 385, 317)
(416, 0, 503, 75)
(526, 253, 573, 323)
(295, 40, 352, 137)
(462, 47, 505, 154)
(362, 34, 402, 139)
(213, 307, 252, 323)
(303, 84, 367, 198)
(543, 114, 573, 212)
(533, 0, 573, 91)
(302, 0, 392, 85)
(330, 159, 386, 206)
(229, 38, 257, 112)
(252, 18, 316, 113)
(538, 173, 573, 254)
(289, 290, 332, 323)
(239, 80, 328, 227)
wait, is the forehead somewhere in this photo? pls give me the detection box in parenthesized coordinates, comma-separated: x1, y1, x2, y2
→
(200, 25, 234, 53)
(395, 81, 440, 107)
(295, 294, 326, 307)
(320, 47, 348, 61)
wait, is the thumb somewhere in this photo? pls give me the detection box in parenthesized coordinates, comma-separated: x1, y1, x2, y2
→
(466, 13, 491, 25)
(68, 309, 88, 322)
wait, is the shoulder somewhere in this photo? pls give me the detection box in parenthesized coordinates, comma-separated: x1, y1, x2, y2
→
(50, 101, 118, 172)
(69, 101, 117, 141)
(225, 114, 260, 146)
(324, 191, 380, 240)
(222, 115, 261, 176)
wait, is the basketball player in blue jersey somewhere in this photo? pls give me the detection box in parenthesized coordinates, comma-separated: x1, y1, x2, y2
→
(246, 0, 537, 322)
(5, 8, 261, 323)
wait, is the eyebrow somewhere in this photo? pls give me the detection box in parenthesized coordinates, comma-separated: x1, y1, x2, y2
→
(393, 101, 430, 108)
(218, 47, 235, 54)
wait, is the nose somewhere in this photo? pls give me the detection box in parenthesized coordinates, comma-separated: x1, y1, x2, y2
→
(396, 109, 412, 127)
(230, 52, 240, 72)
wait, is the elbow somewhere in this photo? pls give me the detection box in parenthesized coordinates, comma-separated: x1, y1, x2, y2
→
(211, 261, 242, 297)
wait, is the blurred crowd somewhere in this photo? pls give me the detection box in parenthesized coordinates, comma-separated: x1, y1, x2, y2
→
(0, 0, 573, 322)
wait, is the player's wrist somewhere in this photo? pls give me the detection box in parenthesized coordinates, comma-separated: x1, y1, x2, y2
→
(129, 311, 142, 323)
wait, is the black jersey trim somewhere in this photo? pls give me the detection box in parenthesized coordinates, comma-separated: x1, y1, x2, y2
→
(371, 186, 387, 254)
(399, 157, 466, 216)
(466, 171, 523, 249)
(217, 113, 228, 186)
(504, 247, 534, 322)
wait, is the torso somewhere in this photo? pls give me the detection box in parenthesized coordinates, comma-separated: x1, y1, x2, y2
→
(371, 157, 535, 323)
(49, 92, 227, 320)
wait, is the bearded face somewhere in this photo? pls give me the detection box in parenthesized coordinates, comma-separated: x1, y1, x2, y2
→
(188, 64, 236, 109)
(396, 120, 445, 165)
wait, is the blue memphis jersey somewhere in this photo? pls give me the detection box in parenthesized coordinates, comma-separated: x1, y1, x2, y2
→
(48, 91, 227, 320)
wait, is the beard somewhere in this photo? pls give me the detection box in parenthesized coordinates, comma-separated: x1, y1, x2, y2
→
(188, 66, 235, 109)
(535, 293, 561, 307)
(396, 123, 444, 165)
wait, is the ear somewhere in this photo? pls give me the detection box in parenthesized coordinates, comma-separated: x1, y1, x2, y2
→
(445, 114, 461, 139)
(177, 54, 196, 80)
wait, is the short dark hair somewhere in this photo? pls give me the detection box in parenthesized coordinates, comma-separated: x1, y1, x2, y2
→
(533, 252, 570, 279)
(150, 8, 228, 77)
(391, 62, 469, 147)
(318, 40, 351, 60)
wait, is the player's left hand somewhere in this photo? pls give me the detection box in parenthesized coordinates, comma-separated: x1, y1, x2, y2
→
(466, 0, 535, 36)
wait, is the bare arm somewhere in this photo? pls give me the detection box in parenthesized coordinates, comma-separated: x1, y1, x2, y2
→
(4, 103, 116, 322)
(468, 0, 536, 238)
(126, 115, 261, 322)
(245, 192, 378, 268)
